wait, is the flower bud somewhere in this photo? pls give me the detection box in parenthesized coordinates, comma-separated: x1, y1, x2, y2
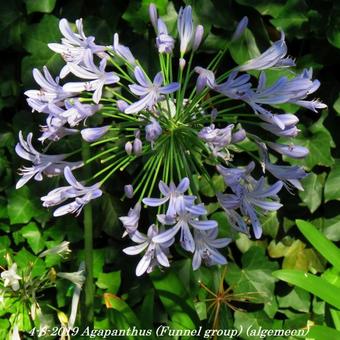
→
(149, 3, 158, 31)
(179, 58, 186, 70)
(124, 184, 134, 198)
(133, 138, 143, 156)
(231, 129, 246, 144)
(232, 16, 248, 41)
(267, 142, 309, 159)
(117, 100, 129, 112)
(125, 141, 133, 155)
(145, 117, 162, 143)
(81, 126, 110, 142)
(211, 108, 218, 121)
(193, 25, 204, 51)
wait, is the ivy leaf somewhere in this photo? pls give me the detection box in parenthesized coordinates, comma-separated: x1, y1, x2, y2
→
(325, 159, 340, 202)
(96, 271, 121, 294)
(7, 186, 45, 225)
(123, 0, 168, 33)
(234, 310, 282, 339)
(20, 222, 45, 254)
(268, 238, 325, 272)
(225, 247, 278, 304)
(270, 0, 308, 35)
(299, 172, 326, 213)
(21, 15, 63, 86)
(333, 94, 340, 115)
(278, 287, 310, 313)
(229, 28, 261, 66)
(14, 248, 46, 278)
(24, 0, 56, 14)
(327, 7, 340, 49)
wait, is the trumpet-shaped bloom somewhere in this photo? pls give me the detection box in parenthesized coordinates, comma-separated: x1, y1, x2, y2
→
(63, 49, 120, 104)
(192, 229, 231, 270)
(112, 33, 136, 64)
(25, 66, 74, 105)
(1, 263, 22, 291)
(217, 161, 283, 238)
(178, 6, 194, 55)
(156, 19, 175, 54)
(41, 166, 102, 216)
(119, 202, 141, 237)
(142, 177, 195, 216)
(81, 125, 110, 142)
(153, 205, 218, 253)
(48, 18, 106, 78)
(123, 224, 173, 276)
(125, 67, 180, 114)
(15, 131, 83, 189)
(238, 32, 295, 71)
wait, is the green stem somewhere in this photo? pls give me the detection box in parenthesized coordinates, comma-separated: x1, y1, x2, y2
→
(81, 142, 94, 329)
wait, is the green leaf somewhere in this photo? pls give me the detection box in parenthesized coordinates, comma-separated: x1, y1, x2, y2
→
(229, 28, 261, 66)
(150, 266, 199, 330)
(325, 159, 340, 202)
(7, 186, 45, 224)
(299, 172, 326, 213)
(25, 0, 56, 14)
(14, 248, 46, 278)
(21, 15, 63, 86)
(308, 325, 340, 339)
(261, 211, 279, 238)
(104, 293, 140, 327)
(234, 310, 282, 339)
(101, 194, 121, 237)
(123, 0, 169, 33)
(296, 219, 340, 271)
(327, 7, 340, 49)
(268, 238, 324, 272)
(333, 94, 340, 115)
(20, 222, 45, 254)
(273, 269, 340, 309)
(270, 0, 308, 35)
(199, 174, 225, 197)
(225, 247, 278, 304)
(277, 287, 310, 313)
(96, 271, 121, 294)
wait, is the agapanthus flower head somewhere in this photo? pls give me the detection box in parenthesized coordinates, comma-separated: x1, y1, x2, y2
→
(17, 10, 326, 276)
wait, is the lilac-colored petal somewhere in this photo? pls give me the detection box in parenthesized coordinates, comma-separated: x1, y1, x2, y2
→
(152, 224, 181, 244)
(158, 180, 170, 196)
(81, 125, 110, 142)
(153, 72, 163, 87)
(123, 242, 148, 255)
(134, 66, 150, 87)
(177, 177, 190, 193)
(190, 219, 218, 230)
(160, 82, 180, 94)
(124, 92, 154, 114)
(136, 253, 152, 276)
(155, 247, 170, 267)
(180, 224, 195, 252)
(142, 196, 169, 207)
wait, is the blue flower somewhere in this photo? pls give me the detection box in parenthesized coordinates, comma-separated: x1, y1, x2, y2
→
(48, 18, 106, 78)
(178, 6, 194, 55)
(81, 126, 110, 142)
(192, 229, 231, 270)
(238, 32, 295, 71)
(41, 166, 102, 216)
(125, 66, 180, 114)
(143, 177, 195, 216)
(123, 224, 173, 276)
(112, 33, 136, 64)
(145, 117, 162, 145)
(63, 50, 120, 104)
(119, 202, 141, 237)
(153, 204, 218, 253)
(15, 131, 83, 189)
